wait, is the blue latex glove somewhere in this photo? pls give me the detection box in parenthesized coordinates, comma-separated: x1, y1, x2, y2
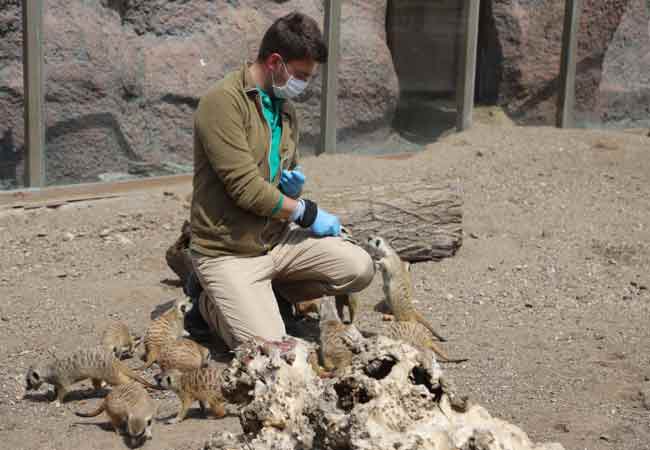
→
(310, 208, 341, 237)
(279, 167, 305, 198)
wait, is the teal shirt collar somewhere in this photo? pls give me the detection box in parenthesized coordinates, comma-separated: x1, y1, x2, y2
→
(257, 87, 284, 110)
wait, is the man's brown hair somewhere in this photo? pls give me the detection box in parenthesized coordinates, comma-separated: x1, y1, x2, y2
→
(257, 12, 328, 64)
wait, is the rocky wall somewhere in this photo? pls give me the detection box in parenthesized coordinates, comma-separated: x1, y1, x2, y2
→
(1, 0, 649, 186)
(0, 0, 397, 185)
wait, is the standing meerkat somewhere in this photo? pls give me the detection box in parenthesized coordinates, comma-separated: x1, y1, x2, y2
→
(318, 297, 365, 376)
(138, 298, 193, 370)
(156, 338, 210, 373)
(156, 366, 232, 424)
(102, 321, 137, 360)
(25, 346, 159, 404)
(385, 321, 467, 364)
(75, 381, 157, 447)
(366, 235, 447, 343)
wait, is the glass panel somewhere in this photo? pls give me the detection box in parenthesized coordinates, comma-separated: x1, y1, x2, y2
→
(0, 1, 24, 190)
(336, 0, 461, 155)
(478, 0, 562, 126)
(574, 0, 650, 130)
(42, 2, 321, 185)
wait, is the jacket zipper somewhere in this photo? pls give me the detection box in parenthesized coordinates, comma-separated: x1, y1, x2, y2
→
(258, 95, 275, 250)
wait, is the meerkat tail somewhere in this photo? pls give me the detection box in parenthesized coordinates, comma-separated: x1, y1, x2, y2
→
(442, 357, 469, 364)
(414, 311, 447, 342)
(428, 341, 468, 364)
(117, 361, 161, 390)
(75, 402, 106, 418)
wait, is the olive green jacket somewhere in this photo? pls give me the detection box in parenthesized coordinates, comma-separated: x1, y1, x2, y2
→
(190, 64, 299, 257)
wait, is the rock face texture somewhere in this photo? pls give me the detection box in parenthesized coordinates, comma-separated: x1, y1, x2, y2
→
(207, 335, 565, 450)
(0, 0, 397, 186)
(487, 0, 650, 126)
(1, 0, 649, 186)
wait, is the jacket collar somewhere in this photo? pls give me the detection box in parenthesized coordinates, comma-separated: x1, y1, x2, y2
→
(242, 61, 258, 95)
(241, 62, 292, 116)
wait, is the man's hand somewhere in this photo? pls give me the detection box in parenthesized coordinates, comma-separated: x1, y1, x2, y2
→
(310, 208, 341, 237)
(289, 198, 341, 237)
(279, 167, 305, 198)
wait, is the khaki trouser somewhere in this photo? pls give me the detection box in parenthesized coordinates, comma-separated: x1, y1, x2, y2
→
(191, 226, 374, 349)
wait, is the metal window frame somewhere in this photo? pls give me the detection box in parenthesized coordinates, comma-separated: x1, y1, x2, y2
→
(557, 0, 581, 128)
(22, 0, 45, 187)
(319, 0, 341, 155)
(457, 0, 481, 131)
(14, 0, 580, 194)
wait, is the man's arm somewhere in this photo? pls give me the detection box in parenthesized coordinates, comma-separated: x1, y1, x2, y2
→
(195, 88, 339, 236)
(195, 88, 284, 218)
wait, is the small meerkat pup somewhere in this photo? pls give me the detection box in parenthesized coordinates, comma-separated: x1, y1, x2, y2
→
(366, 235, 447, 342)
(25, 346, 159, 405)
(385, 321, 468, 364)
(138, 298, 193, 370)
(156, 367, 232, 424)
(102, 321, 137, 359)
(318, 297, 365, 376)
(157, 338, 210, 373)
(75, 381, 157, 447)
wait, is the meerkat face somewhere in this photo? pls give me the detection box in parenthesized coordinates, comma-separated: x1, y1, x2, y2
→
(365, 235, 391, 258)
(175, 298, 193, 316)
(199, 346, 211, 367)
(155, 369, 182, 391)
(110, 345, 123, 359)
(127, 414, 153, 446)
(25, 367, 43, 391)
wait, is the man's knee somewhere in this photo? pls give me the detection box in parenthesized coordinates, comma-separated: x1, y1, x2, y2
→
(345, 247, 375, 292)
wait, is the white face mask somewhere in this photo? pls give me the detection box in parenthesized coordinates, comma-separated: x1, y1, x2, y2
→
(271, 60, 309, 99)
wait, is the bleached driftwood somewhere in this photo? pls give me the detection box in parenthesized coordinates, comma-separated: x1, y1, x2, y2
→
(206, 336, 564, 450)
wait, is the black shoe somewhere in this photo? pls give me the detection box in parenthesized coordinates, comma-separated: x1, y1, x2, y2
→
(184, 300, 211, 340)
(183, 271, 203, 298)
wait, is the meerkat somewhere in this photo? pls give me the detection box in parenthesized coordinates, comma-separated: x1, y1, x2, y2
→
(156, 338, 210, 373)
(386, 321, 467, 364)
(366, 235, 447, 343)
(138, 298, 193, 370)
(293, 293, 359, 324)
(294, 299, 320, 318)
(156, 366, 232, 424)
(102, 321, 137, 360)
(75, 381, 157, 446)
(335, 292, 359, 323)
(318, 297, 365, 376)
(25, 346, 159, 404)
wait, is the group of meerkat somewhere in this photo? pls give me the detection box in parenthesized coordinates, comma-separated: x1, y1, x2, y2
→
(23, 297, 232, 447)
(315, 234, 467, 376)
(22, 233, 464, 444)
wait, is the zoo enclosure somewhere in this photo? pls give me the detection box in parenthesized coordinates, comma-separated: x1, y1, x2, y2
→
(1, 0, 635, 195)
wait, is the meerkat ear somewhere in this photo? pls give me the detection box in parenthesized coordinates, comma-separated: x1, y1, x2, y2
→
(403, 261, 411, 272)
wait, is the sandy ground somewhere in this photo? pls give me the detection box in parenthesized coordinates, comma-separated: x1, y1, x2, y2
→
(1, 123, 649, 450)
